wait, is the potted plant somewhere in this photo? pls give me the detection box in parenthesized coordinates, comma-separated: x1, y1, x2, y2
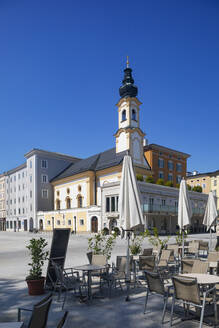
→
(87, 231, 117, 261)
(26, 237, 49, 295)
(129, 235, 143, 256)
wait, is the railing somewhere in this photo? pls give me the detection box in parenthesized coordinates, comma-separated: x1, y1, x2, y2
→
(143, 204, 205, 215)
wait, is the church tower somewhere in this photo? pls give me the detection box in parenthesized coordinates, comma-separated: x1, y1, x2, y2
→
(115, 58, 147, 167)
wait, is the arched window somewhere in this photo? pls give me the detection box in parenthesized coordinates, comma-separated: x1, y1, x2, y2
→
(56, 199, 60, 210)
(77, 195, 83, 208)
(66, 197, 71, 209)
(122, 110, 126, 121)
(132, 109, 136, 121)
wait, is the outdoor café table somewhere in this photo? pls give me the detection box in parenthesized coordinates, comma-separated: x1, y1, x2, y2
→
(73, 264, 106, 301)
(179, 273, 219, 285)
(0, 323, 24, 328)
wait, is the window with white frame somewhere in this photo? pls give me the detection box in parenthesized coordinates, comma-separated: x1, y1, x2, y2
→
(41, 160, 48, 169)
(105, 196, 119, 212)
(80, 219, 84, 226)
(41, 174, 48, 183)
(214, 180, 217, 186)
(42, 189, 48, 198)
(158, 158, 164, 168)
(159, 171, 164, 179)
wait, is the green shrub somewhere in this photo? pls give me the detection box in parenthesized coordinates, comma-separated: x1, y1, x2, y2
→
(156, 178, 164, 185)
(136, 174, 143, 181)
(145, 175, 155, 183)
(102, 227, 109, 235)
(176, 183, 180, 188)
(187, 184, 192, 191)
(165, 180, 173, 187)
(112, 227, 120, 236)
(192, 186, 202, 193)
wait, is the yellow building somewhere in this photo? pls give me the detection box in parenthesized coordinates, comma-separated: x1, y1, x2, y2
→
(210, 170, 219, 210)
(38, 61, 151, 233)
(186, 172, 212, 194)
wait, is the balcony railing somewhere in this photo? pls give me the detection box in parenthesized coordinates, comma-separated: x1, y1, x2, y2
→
(143, 204, 205, 215)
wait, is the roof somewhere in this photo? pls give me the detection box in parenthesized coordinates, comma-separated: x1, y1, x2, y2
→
(51, 147, 151, 182)
(144, 143, 190, 158)
(24, 148, 80, 162)
(5, 163, 27, 175)
(187, 170, 219, 179)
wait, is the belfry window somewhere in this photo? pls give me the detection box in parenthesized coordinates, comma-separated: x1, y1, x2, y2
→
(56, 199, 60, 210)
(122, 110, 126, 121)
(132, 109, 136, 121)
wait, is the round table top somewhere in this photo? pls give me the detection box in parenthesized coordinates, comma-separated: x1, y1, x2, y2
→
(73, 264, 106, 271)
(209, 261, 217, 268)
(179, 273, 219, 284)
(0, 323, 24, 328)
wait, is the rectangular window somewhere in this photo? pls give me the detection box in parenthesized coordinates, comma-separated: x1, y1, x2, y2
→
(41, 175, 48, 183)
(14, 209, 16, 215)
(14, 176, 16, 181)
(80, 219, 84, 226)
(30, 175, 32, 183)
(214, 180, 217, 186)
(176, 163, 182, 172)
(106, 197, 110, 212)
(202, 184, 206, 189)
(30, 190, 32, 198)
(22, 172, 24, 178)
(57, 220, 60, 225)
(161, 199, 166, 206)
(47, 220, 51, 225)
(111, 197, 115, 212)
(168, 161, 173, 170)
(168, 173, 173, 181)
(41, 160, 48, 169)
(23, 208, 25, 214)
(10, 221, 12, 229)
(159, 171, 164, 179)
(68, 220, 71, 225)
(158, 158, 164, 168)
(18, 208, 20, 214)
(18, 174, 20, 179)
(42, 189, 48, 198)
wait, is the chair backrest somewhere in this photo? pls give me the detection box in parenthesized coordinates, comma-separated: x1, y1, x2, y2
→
(181, 258, 195, 273)
(191, 260, 209, 274)
(51, 261, 65, 285)
(116, 256, 133, 272)
(139, 255, 155, 271)
(189, 241, 199, 253)
(142, 248, 153, 256)
(158, 249, 171, 266)
(86, 252, 93, 264)
(57, 311, 68, 328)
(208, 251, 219, 262)
(199, 240, 209, 251)
(145, 271, 165, 295)
(172, 276, 201, 305)
(28, 296, 52, 328)
(35, 293, 53, 307)
(91, 254, 107, 266)
(167, 244, 179, 257)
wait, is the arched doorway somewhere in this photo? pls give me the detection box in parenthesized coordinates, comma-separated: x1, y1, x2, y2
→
(109, 218, 117, 232)
(29, 217, 34, 232)
(91, 216, 98, 233)
(39, 219, 43, 231)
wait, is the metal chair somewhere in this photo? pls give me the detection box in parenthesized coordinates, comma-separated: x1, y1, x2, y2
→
(18, 294, 52, 328)
(144, 271, 173, 324)
(142, 248, 153, 256)
(170, 275, 217, 328)
(191, 260, 209, 274)
(181, 258, 195, 273)
(208, 251, 219, 262)
(51, 260, 84, 309)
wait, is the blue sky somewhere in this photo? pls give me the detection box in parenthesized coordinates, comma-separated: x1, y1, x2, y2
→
(0, 0, 219, 173)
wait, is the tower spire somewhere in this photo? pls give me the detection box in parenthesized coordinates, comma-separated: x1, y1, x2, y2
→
(119, 59, 138, 99)
(126, 55, 129, 68)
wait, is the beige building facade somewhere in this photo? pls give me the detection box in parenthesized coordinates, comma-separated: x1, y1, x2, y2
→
(0, 174, 6, 230)
(186, 172, 212, 194)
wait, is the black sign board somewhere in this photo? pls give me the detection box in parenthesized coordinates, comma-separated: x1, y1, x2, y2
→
(46, 228, 70, 288)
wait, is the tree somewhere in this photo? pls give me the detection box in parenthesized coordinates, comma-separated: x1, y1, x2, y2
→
(187, 184, 192, 191)
(145, 175, 155, 183)
(156, 178, 164, 185)
(136, 174, 143, 181)
(165, 180, 173, 187)
(192, 185, 202, 193)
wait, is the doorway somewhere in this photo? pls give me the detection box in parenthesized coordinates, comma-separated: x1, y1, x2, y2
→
(39, 219, 43, 231)
(91, 216, 98, 233)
